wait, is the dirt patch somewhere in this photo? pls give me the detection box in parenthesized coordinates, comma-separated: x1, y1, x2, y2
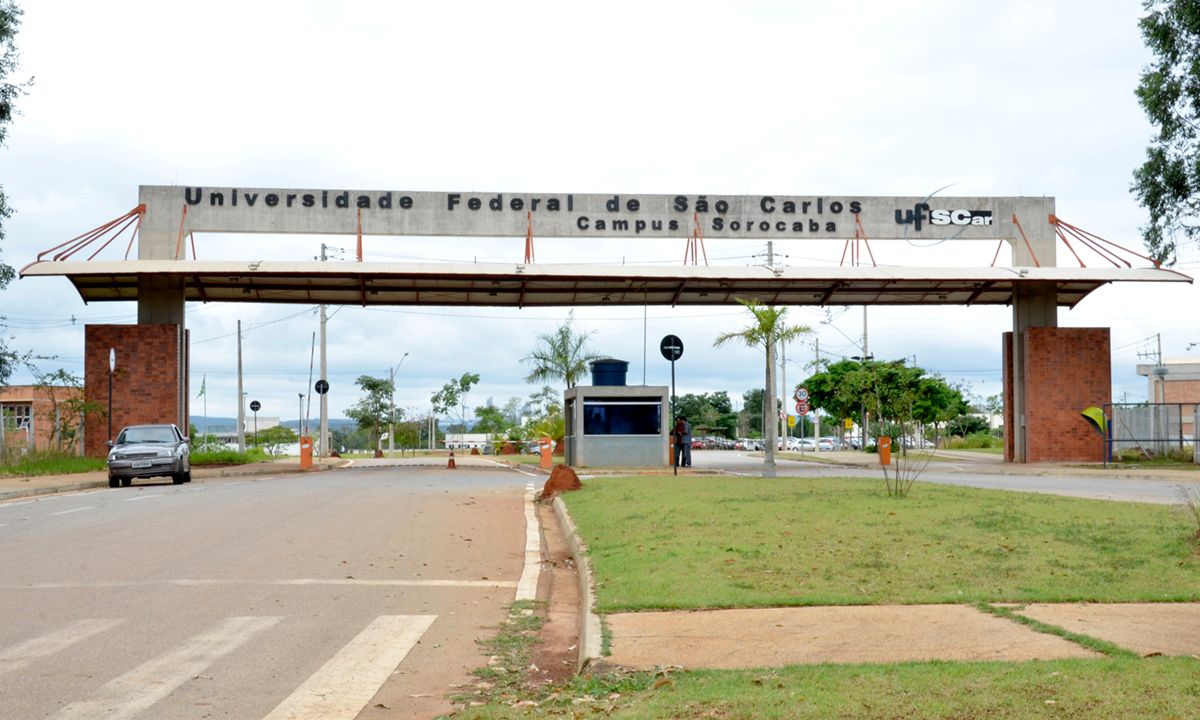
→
(528, 502, 580, 686)
(1017, 603, 1200, 657)
(604, 605, 1099, 669)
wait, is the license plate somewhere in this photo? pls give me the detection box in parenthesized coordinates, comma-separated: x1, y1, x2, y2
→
(131, 460, 152, 469)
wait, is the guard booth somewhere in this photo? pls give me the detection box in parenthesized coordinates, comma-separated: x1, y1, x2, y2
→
(564, 359, 670, 467)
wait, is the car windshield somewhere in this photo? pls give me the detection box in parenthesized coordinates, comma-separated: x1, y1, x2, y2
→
(120, 427, 176, 444)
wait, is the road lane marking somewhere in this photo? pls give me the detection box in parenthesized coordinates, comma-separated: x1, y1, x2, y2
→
(50, 616, 282, 720)
(516, 482, 540, 601)
(0, 619, 125, 675)
(276, 578, 516, 588)
(263, 614, 436, 720)
(49, 506, 94, 516)
(123, 494, 164, 502)
(13, 578, 516, 590)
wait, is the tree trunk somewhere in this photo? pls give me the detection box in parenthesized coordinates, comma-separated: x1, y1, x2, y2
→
(763, 335, 777, 478)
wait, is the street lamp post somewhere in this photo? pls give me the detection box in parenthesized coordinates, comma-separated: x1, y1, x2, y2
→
(107, 349, 116, 444)
(388, 352, 409, 454)
(298, 393, 304, 438)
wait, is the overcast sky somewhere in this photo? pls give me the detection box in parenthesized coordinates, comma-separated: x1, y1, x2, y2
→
(2, 0, 1198, 425)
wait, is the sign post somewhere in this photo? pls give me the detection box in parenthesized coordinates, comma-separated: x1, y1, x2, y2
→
(249, 400, 261, 447)
(660, 335, 684, 474)
(794, 386, 809, 452)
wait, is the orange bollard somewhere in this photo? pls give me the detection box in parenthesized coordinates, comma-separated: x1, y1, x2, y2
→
(447, 451, 457, 470)
(878, 436, 892, 466)
(299, 436, 313, 469)
(538, 436, 553, 470)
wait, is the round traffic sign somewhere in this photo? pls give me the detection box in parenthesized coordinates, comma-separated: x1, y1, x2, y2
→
(659, 334, 684, 362)
(249, 400, 261, 412)
(794, 386, 809, 402)
(795, 400, 810, 415)
(314, 379, 330, 395)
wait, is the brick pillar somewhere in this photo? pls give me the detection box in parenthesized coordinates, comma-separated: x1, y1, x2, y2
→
(84, 325, 188, 457)
(1002, 332, 1014, 462)
(1021, 327, 1110, 462)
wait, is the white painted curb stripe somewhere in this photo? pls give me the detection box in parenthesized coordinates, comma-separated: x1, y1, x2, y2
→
(51, 615, 281, 720)
(262, 614, 436, 720)
(515, 482, 541, 601)
(0, 619, 124, 675)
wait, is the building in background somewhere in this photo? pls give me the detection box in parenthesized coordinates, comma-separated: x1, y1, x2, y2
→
(0, 385, 86, 453)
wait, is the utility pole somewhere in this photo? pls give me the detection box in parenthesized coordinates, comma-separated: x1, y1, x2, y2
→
(237, 320, 245, 452)
(319, 243, 329, 458)
(779, 338, 787, 443)
(388, 352, 409, 454)
(814, 338, 821, 441)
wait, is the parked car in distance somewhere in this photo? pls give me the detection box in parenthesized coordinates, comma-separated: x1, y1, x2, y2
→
(106, 423, 191, 488)
(817, 437, 838, 451)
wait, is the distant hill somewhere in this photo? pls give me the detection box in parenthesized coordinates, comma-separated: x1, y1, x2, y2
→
(189, 416, 358, 432)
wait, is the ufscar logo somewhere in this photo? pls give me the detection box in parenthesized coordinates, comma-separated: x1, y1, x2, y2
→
(895, 203, 994, 230)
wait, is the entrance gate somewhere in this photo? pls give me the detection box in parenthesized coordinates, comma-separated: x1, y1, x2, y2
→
(20, 185, 1191, 462)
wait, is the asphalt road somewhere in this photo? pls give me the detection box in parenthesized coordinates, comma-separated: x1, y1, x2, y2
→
(0, 464, 535, 720)
(687, 449, 1200, 504)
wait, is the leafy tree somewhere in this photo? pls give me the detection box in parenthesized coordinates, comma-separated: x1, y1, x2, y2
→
(30, 368, 103, 453)
(713, 299, 811, 477)
(473, 404, 512, 436)
(804, 359, 968, 443)
(345, 374, 402, 453)
(741, 388, 766, 435)
(675, 392, 737, 439)
(1132, 0, 1200, 265)
(251, 424, 298, 457)
(431, 372, 480, 434)
(521, 311, 601, 389)
(0, 2, 28, 386)
(526, 385, 561, 420)
(946, 414, 990, 437)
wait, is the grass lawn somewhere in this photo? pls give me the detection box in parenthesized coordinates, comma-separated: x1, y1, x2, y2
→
(562, 476, 1200, 610)
(0, 452, 106, 476)
(455, 657, 1200, 719)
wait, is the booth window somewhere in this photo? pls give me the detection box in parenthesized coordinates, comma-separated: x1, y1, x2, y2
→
(583, 398, 661, 435)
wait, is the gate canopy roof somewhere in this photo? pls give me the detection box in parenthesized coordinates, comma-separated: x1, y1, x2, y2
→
(20, 260, 1191, 307)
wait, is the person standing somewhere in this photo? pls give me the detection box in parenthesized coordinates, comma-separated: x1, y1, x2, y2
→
(674, 415, 693, 467)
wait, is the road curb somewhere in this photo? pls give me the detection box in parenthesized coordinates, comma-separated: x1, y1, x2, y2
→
(552, 495, 603, 672)
(0, 480, 107, 502)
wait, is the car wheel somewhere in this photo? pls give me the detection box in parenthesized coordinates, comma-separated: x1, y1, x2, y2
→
(108, 476, 119, 488)
(183, 469, 192, 483)
(172, 472, 186, 485)
(120, 477, 132, 487)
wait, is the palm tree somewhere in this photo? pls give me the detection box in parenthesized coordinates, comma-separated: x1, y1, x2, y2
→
(521, 311, 601, 389)
(714, 298, 811, 477)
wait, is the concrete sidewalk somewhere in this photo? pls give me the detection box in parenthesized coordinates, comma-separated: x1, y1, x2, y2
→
(601, 603, 1200, 670)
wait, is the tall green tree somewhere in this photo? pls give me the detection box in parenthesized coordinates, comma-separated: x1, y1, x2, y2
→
(0, 1, 27, 386)
(675, 391, 737, 439)
(1132, 0, 1200, 265)
(521, 311, 601, 389)
(251, 425, 298, 457)
(345, 374, 402, 454)
(431, 372, 480, 434)
(713, 299, 811, 477)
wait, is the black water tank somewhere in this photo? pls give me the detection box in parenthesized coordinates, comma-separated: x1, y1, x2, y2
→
(590, 358, 629, 386)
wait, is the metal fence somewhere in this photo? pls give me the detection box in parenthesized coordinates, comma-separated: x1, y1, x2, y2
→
(1105, 402, 1198, 463)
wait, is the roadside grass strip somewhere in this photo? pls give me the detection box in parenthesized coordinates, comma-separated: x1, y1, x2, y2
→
(977, 603, 1140, 660)
(560, 475, 1200, 610)
(454, 657, 1200, 719)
